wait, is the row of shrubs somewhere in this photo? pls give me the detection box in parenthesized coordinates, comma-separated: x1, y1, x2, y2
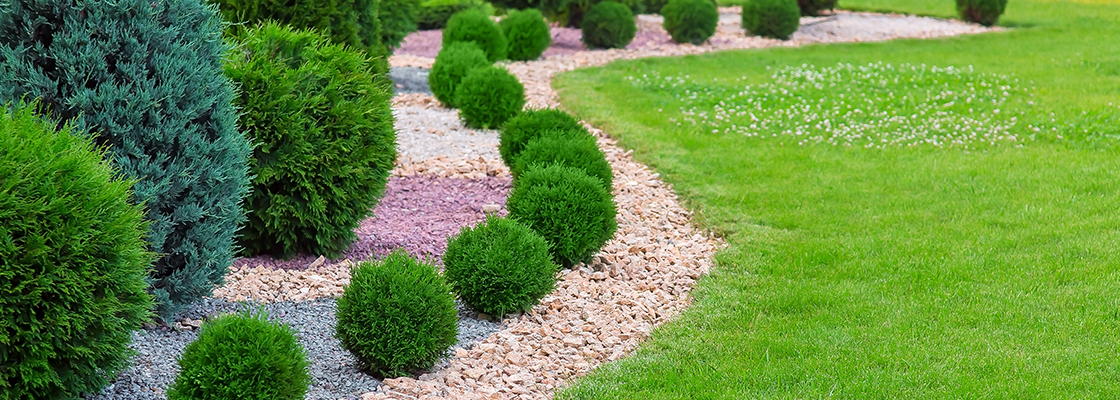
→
(160, 105, 619, 394)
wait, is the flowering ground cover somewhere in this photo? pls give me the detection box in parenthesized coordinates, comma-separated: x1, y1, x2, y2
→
(553, 0, 1120, 398)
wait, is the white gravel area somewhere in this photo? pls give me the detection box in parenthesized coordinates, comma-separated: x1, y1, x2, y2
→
(393, 106, 501, 162)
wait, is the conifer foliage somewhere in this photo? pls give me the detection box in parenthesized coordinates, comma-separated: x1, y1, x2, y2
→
(0, 102, 154, 399)
(0, 0, 252, 320)
(226, 23, 397, 259)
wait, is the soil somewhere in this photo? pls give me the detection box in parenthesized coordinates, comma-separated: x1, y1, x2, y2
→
(232, 175, 511, 270)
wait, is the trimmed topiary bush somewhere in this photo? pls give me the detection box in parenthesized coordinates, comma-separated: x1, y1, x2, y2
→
(443, 9, 509, 62)
(455, 66, 526, 129)
(419, 0, 496, 30)
(444, 215, 559, 317)
(212, 0, 383, 54)
(797, 0, 836, 16)
(957, 0, 1007, 26)
(429, 41, 492, 107)
(335, 250, 459, 378)
(581, 1, 637, 49)
(499, 108, 588, 166)
(168, 310, 310, 400)
(512, 128, 613, 190)
(226, 23, 397, 260)
(500, 9, 552, 61)
(742, 0, 801, 40)
(507, 164, 618, 267)
(0, 0, 252, 320)
(0, 102, 154, 399)
(380, 0, 423, 47)
(661, 0, 719, 44)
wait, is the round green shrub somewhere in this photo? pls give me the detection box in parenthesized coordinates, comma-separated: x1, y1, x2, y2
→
(226, 23, 397, 259)
(797, 0, 836, 16)
(500, 9, 552, 61)
(335, 250, 459, 377)
(213, 0, 385, 55)
(0, 0, 252, 320)
(380, 0, 423, 47)
(957, 0, 1007, 26)
(512, 129, 614, 191)
(507, 164, 618, 267)
(661, 0, 719, 44)
(168, 310, 310, 400)
(581, 1, 637, 49)
(498, 108, 588, 166)
(443, 9, 509, 62)
(419, 0, 496, 30)
(742, 0, 801, 40)
(444, 215, 559, 317)
(0, 102, 154, 399)
(454, 66, 527, 129)
(429, 41, 492, 107)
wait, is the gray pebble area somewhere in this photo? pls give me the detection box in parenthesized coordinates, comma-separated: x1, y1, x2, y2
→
(390, 66, 432, 94)
(86, 298, 502, 400)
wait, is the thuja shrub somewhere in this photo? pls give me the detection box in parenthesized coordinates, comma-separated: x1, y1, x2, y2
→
(0, 0, 252, 320)
(797, 0, 836, 16)
(419, 0, 495, 30)
(498, 108, 587, 166)
(581, 1, 637, 49)
(957, 0, 1007, 26)
(507, 164, 618, 267)
(168, 310, 310, 400)
(444, 215, 559, 317)
(428, 41, 491, 107)
(213, 0, 384, 54)
(443, 9, 509, 62)
(380, 0, 423, 47)
(512, 129, 613, 191)
(335, 251, 459, 377)
(0, 102, 154, 399)
(227, 23, 397, 259)
(499, 9, 552, 61)
(742, 0, 801, 40)
(662, 0, 719, 44)
(454, 66, 526, 129)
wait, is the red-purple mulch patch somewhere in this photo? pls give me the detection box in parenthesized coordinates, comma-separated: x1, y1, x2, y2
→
(233, 175, 511, 270)
(395, 26, 675, 59)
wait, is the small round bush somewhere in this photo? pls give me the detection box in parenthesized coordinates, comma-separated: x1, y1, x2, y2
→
(661, 0, 719, 44)
(957, 0, 1007, 26)
(742, 0, 801, 40)
(227, 23, 397, 259)
(507, 164, 618, 267)
(499, 108, 588, 166)
(581, 1, 637, 49)
(443, 9, 509, 62)
(0, 102, 154, 399)
(429, 41, 492, 107)
(454, 66, 527, 129)
(168, 310, 310, 400)
(500, 9, 552, 61)
(419, 0, 495, 30)
(444, 215, 559, 317)
(797, 0, 836, 16)
(335, 250, 459, 377)
(512, 129, 614, 191)
(380, 0, 423, 47)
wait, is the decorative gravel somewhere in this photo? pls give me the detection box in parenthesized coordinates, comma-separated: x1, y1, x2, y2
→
(393, 106, 501, 162)
(85, 298, 502, 400)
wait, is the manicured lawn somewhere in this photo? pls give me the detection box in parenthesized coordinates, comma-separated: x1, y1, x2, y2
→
(553, 1, 1120, 398)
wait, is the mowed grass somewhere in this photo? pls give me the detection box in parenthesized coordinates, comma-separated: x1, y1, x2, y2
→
(553, 1, 1120, 398)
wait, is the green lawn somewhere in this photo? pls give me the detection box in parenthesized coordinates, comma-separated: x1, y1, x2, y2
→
(553, 0, 1120, 398)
